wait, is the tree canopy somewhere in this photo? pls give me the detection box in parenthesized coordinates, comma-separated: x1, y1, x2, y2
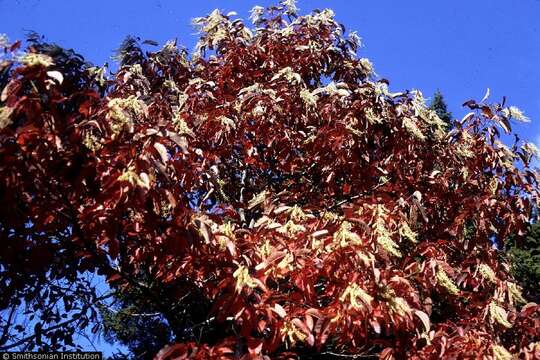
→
(0, 2, 539, 359)
(506, 222, 540, 303)
(428, 90, 452, 130)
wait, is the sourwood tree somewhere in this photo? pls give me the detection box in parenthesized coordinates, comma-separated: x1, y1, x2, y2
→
(0, 2, 539, 359)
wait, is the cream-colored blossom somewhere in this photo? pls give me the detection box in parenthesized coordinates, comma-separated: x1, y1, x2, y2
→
(436, 268, 460, 295)
(256, 240, 272, 259)
(523, 142, 540, 158)
(128, 63, 144, 76)
(316, 82, 350, 98)
(390, 297, 411, 317)
(281, 319, 306, 346)
(289, 205, 307, 222)
(0, 34, 8, 48)
(163, 79, 179, 92)
(277, 220, 306, 236)
(403, 117, 426, 141)
(280, 25, 295, 37)
(118, 168, 151, 189)
(107, 95, 145, 134)
(456, 144, 475, 159)
(364, 108, 383, 124)
(409, 90, 447, 137)
(377, 232, 402, 257)
(172, 112, 195, 137)
(271, 67, 302, 85)
(340, 283, 373, 310)
(489, 301, 512, 328)
(358, 58, 373, 76)
(300, 89, 318, 108)
(455, 132, 475, 159)
(524, 342, 540, 355)
(322, 211, 341, 222)
(398, 221, 417, 243)
(348, 31, 362, 49)
(248, 190, 268, 209)
(233, 265, 258, 293)
(502, 106, 530, 123)
(374, 82, 389, 97)
(410, 90, 427, 115)
(333, 221, 361, 247)
(356, 251, 374, 266)
(373, 207, 401, 257)
(239, 83, 277, 99)
(192, 9, 232, 51)
(346, 123, 363, 137)
(478, 264, 497, 283)
(192, 9, 224, 34)
(249, 5, 265, 24)
(0, 106, 13, 129)
(507, 281, 526, 304)
(87, 66, 108, 87)
(219, 222, 235, 240)
(489, 177, 499, 195)
(491, 345, 513, 360)
(159, 200, 172, 219)
(82, 132, 102, 152)
(282, 0, 298, 15)
(20, 53, 54, 67)
(382, 288, 411, 317)
(252, 103, 266, 116)
(315, 9, 336, 25)
(310, 237, 323, 254)
(423, 108, 447, 127)
(175, 95, 188, 115)
(219, 115, 236, 132)
(276, 251, 295, 272)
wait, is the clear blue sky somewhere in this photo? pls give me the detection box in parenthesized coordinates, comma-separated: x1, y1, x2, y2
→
(2, 0, 540, 355)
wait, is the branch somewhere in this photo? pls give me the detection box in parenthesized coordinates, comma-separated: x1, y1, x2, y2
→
(0, 305, 17, 345)
(315, 352, 378, 359)
(0, 312, 84, 351)
(0, 291, 114, 351)
(328, 182, 385, 211)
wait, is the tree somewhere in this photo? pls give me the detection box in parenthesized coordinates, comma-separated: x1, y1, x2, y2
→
(506, 222, 540, 303)
(429, 89, 452, 130)
(98, 286, 173, 359)
(1, 1, 539, 358)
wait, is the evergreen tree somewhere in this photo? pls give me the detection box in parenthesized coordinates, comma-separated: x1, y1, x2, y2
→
(506, 222, 540, 302)
(100, 289, 172, 360)
(429, 89, 453, 129)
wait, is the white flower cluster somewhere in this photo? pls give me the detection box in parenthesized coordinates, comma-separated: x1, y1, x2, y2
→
(340, 283, 373, 310)
(0, 106, 13, 129)
(20, 53, 54, 67)
(107, 95, 146, 134)
(502, 106, 529, 123)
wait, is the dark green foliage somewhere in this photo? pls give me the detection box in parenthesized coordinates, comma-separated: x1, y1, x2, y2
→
(100, 287, 172, 360)
(429, 89, 453, 129)
(113, 36, 148, 67)
(506, 222, 540, 302)
(99, 273, 215, 359)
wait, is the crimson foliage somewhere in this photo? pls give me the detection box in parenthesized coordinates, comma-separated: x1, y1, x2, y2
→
(0, 3, 539, 359)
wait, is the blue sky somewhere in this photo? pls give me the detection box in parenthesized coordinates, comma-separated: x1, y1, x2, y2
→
(2, 0, 540, 355)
